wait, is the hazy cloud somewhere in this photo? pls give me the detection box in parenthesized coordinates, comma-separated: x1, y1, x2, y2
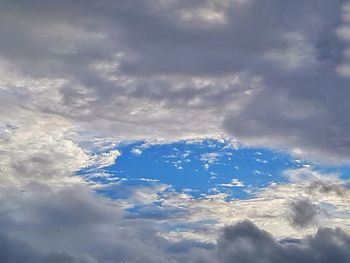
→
(289, 199, 319, 228)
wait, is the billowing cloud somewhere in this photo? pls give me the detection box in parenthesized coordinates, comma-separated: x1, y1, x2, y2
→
(211, 220, 350, 263)
(0, 0, 349, 160)
(0, 183, 177, 263)
(1, 178, 349, 263)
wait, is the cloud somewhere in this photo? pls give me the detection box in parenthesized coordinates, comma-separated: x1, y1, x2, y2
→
(0, 121, 348, 261)
(336, 2, 350, 78)
(308, 181, 350, 197)
(0, 228, 150, 263)
(0, 183, 178, 263)
(220, 178, 244, 187)
(209, 220, 350, 263)
(0, 109, 90, 186)
(0, 179, 349, 263)
(0, 1, 349, 262)
(0, 0, 349, 161)
(283, 167, 339, 183)
(0, 233, 98, 263)
(90, 150, 120, 169)
(134, 172, 350, 242)
(289, 199, 319, 228)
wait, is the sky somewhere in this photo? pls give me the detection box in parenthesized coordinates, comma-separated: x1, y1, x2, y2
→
(1, 0, 350, 262)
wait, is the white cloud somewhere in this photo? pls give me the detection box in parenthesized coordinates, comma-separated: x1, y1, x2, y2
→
(283, 167, 339, 183)
(90, 149, 120, 169)
(0, 108, 89, 186)
(220, 178, 244, 187)
(131, 147, 143, 156)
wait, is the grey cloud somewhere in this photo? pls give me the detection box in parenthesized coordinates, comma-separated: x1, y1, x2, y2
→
(222, 64, 350, 162)
(2, 214, 349, 263)
(43, 253, 98, 263)
(166, 240, 214, 254)
(0, 183, 176, 263)
(1, 0, 349, 161)
(0, 178, 350, 263)
(0, 234, 97, 263)
(0, 0, 348, 160)
(0, 234, 40, 263)
(308, 181, 350, 197)
(289, 199, 319, 228)
(211, 220, 350, 263)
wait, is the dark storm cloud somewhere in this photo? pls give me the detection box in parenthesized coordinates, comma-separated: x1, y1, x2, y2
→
(2, 196, 350, 263)
(211, 220, 350, 263)
(0, 184, 175, 263)
(0, 233, 97, 263)
(0, 0, 303, 75)
(289, 199, 319, 228)
(0, 0, 340, 78)
(0, 234, 40, 263)
(1, 0, 349, 160)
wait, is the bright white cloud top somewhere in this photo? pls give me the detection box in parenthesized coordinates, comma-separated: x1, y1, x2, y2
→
(0, 0, 350, 262)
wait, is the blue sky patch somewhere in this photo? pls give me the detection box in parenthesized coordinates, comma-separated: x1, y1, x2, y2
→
(77, 139, 333, 201)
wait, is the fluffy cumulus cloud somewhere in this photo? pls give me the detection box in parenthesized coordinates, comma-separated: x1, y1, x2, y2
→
(1, 0, 350, 262)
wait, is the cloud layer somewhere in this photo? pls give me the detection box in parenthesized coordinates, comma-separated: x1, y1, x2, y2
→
(0, 0, 350, 160)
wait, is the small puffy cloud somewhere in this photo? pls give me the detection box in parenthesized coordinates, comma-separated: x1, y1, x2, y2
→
(90, 149, 120, 169)
(200, 152, 220, 169)
(220, 178, 244, 187)
(289, 199, 319, 228)
(131, 147, 143, 156)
